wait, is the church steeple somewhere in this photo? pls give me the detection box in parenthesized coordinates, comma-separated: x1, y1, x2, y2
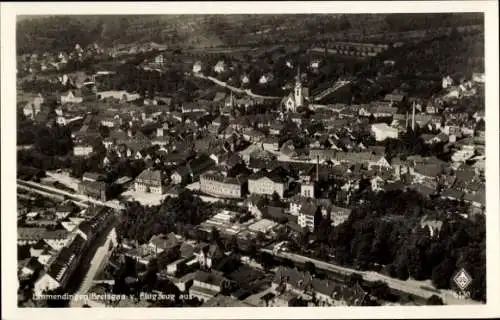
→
(294, 65, 303, 108)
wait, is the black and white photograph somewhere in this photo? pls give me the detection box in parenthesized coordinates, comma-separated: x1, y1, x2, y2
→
(1, 1, 499, 319)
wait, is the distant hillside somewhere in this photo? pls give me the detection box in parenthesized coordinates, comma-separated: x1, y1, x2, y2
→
(16, 13, 483, 54)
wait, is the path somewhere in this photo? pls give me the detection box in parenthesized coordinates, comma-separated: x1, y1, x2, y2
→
(193, 73, 282, 100)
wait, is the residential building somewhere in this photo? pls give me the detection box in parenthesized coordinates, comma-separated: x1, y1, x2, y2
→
(297, 200, 322, 232)
(272, 267, 368, 306)
(190, 271, 231, 302)
(73, 143, 93, 157)
(330, 205, 351, 226)
(33, 235, 87, 297)
(22, 94, 44, 119)
(148, 233, 180, 255)
(196, 243, 225, 270)
(199, 170, 247, 199)
(171, 155, 215, 185)
(60, 90, 84, 104)
(97, 90, 140, 102)
(248, 170, 288, 198)
(135, 168, 166, 194)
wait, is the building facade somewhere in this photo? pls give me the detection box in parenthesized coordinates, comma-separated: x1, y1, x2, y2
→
(199, 171, 247, 199)
(135, 169, 165, 194)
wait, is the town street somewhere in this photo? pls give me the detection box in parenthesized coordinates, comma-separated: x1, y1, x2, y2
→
(70, 227, 118, 307)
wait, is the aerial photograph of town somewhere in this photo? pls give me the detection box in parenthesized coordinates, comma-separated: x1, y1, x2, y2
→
(15, 13, 487, 308)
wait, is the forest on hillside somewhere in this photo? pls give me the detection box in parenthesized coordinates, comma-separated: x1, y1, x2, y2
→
(17, 13, 483, 54)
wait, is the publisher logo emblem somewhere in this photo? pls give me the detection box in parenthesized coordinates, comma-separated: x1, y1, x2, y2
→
(453, 268, 472, 291)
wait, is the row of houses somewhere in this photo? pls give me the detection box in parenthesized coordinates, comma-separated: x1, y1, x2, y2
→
(20, 208, 116, 297)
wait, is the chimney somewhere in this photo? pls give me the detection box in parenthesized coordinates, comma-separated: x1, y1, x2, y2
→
(316, 155, 320, 182)
(405, 112, 409, 128)
(411, 101, 416, 131)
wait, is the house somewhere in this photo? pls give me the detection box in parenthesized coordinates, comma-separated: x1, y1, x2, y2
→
(23, 93, 44, 119)
(17, 228, 70, 249)
(471, 111, 485, 124)
(73, 143, 94, 157)
(272, 267, 368, 306)
(371, 123, 399, 141)
(242, 130, 265, 143)
(190, 270, 231, 302)
(19, 257, 44, 280)
(196, 243, 225, 270)
(248, 170, 288, 198)
(297, 200, 322, 232)
(330, 205, 351, 226)
(60, 90, 84, 104)
(166, 243, 196, 276)
(200, 170, 247, 199)
(245, 194, 267, 219)
(463, 190, 485, 214)
(97, 90, 140, 102)
(33, 235, 87, 297)
(261, 136, 280, 152)
(77, 208, 115, 242)
(148, 233, 180, 255)
(300, 178, 316, 198)
(426, 103, 439, 114)
(181, 102, 208, 114)
(383, 92, 406, 104)
(420, 216, 443, 239)
(42, 230, 72, 251)
(135, 168, 166, 194)
(213, 60, 226, 73)
(124, 244, 156, 265)
(55, 201, 76, 220)
(359, 104, 398, 118)
(171, 155, 215, 185)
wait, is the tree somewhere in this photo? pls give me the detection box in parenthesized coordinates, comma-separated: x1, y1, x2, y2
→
(257, 251, 276, 271)
(431, 258, 456, 289)
(304, 261, 316, 276)
(369, 281, 391, 301)
(346, 273, 363, 287)
(288, 296, 308, 307)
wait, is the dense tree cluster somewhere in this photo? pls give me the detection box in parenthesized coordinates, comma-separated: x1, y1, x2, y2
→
(117, 191, 214, 244)
(311, 190, 485, 302)
(383, 128, 447, 161)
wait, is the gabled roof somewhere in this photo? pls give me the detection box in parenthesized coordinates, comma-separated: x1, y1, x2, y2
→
(136, 168, 163, 183)
(441, 188, 465, 200)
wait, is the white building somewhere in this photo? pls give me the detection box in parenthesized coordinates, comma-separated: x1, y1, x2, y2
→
(442, 75, 454, 89)
(193, 61, 202, 74)
(97, 90, 140, 102)
(248, 173, 287, 198)
(213, 60, 225, 74)
(73, 144, 93, 157)
(371, 123, 399, 141)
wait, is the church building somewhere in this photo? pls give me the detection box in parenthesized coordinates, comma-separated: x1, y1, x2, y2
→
(282, 67, 309, 113)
